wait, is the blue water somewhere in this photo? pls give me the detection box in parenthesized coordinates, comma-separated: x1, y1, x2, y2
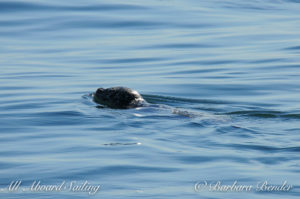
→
(1, 0, 300, 198)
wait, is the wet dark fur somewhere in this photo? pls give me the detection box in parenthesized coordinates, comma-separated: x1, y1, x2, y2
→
(93, 87, 145, 109)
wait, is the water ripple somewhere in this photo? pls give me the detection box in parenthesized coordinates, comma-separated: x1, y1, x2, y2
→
(227, 110, 300, 119)
(0, 1, 147, 13)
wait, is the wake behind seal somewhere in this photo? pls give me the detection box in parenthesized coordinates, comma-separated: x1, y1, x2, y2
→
(93, 87, 146, 109)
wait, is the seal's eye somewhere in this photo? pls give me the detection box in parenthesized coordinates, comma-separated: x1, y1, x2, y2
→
(96, 88, 104, 94)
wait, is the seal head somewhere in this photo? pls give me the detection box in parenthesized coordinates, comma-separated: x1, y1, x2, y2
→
(93, 87, 145, 109)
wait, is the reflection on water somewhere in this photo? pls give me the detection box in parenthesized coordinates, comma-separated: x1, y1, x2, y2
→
(0, 0, 300, 198)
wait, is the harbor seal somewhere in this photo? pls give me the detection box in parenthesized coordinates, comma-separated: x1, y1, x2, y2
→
(90, 87, 225, 120)
(93, 87, 146, 109)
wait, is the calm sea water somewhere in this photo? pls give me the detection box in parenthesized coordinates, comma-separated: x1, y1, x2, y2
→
(1, 0, 300, 198)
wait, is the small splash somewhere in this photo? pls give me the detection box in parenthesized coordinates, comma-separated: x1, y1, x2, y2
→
(133, 113, 144, 117)
(82, 93, 94, 99)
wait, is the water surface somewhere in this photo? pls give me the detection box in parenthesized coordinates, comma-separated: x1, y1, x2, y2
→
(1, 0, 300, 198)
